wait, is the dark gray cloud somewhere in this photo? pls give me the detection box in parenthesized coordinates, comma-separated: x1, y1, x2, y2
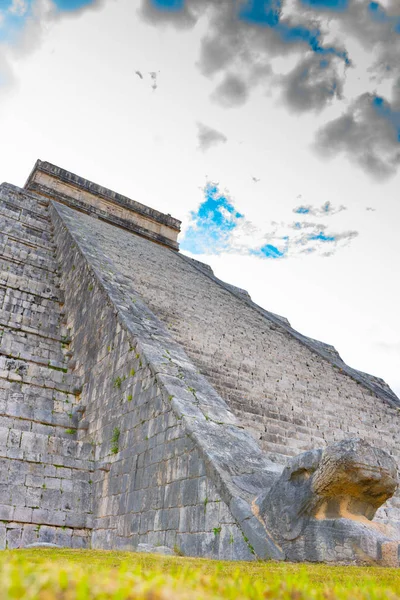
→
(141, 0, 400, 177)
(314, 92, 400, 179)
(298, 1, 400, 91)
(197, 122, 227, 151)
(138, 0, 199, 28)
(141, 0, 348, 113)
(279, 54, 344, 113)
(211, 74, 250, 107)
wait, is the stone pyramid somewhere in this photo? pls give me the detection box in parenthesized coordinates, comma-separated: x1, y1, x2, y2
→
(0, 160, 398, 565)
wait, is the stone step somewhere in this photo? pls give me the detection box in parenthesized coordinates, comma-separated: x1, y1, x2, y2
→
(0, 413, 83, 439)
(0, 326, 68, 365)
(0, 184, 50, 215)
(0, 236, 58, 271)
(0, 192, 50, 219)
(0, 522, 91, 549)
(0, 308, 69, 341)
(0, 271, 62, 302)
(0, 453, 93, 530)
(0, 355, 82, 395)
(0, 286, 64, 329)
(0, 380, 80, 414)
(0, 214, 54, 248)
(0, 255, 57, 284)
(260, 439, 299, 459)
(0, 201, 51, 233)
(0, 426, 95, 465)
(0, 383, 82, 425)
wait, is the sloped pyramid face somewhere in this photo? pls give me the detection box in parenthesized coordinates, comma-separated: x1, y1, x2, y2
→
(0, 160, 399, 565)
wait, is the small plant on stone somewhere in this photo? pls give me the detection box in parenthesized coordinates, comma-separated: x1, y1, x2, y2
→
(113, 376, 122, 389)
(65, 429, 76, 435)
(127, 394, 133, 402)
(213, 527, 222, 536)
(111, 427, 120, 454)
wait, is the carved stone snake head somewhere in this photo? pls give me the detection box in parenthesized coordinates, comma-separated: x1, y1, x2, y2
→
(257, 439, 399, 565)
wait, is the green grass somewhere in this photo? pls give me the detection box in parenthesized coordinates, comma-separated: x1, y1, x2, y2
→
(1, 549, 399, 599)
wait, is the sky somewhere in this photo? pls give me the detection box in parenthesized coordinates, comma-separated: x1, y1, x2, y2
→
(0, 0, 399, 396)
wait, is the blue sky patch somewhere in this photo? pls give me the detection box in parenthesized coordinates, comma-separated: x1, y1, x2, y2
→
(181, 183, 244, 255)
(253, 244, 287, 258)
(53, 0, 97, 10)
(0, 0, 33, 43)
(309, 231, 336, 242)
(299, 0, 348, 11)
(294, 206, 311, 214)
(150, 0, 185, 10)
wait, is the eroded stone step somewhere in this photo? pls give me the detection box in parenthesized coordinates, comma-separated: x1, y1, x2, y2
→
(0, 344, 68, 372)
(0, 214, 54, 248)
(0, 326, 68, 365)
(0, 309, 70, 343)
(0, 380, 80, 414)
(0, 386, 83, 429)
(0, 286, 64, 328)
(0, 256, 57, 284)
(0, 190, 50, 215)
(0, 184, 50, 214)
(0, 522, 91, 549)
(0, 355, 82, 395)
(0, 192, 50, 219)
(0, 427, 95, 465)
(0, 454, 93, 533)
(0, 237, 58, 271)
(0, 413, 84, 439)
(0, 272, 62, 303)
(0, 202, 51, 233)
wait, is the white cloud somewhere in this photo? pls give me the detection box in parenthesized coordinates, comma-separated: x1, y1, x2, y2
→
(9, 0, 29, 17)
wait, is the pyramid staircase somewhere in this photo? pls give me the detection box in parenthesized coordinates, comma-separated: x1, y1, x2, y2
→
(0, 184, 94, 549)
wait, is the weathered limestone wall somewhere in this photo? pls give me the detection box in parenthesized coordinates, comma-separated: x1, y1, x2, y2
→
(48, 205, 400, 529)
(0, 184, 94, 549)
(51, 201, 280, 559)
